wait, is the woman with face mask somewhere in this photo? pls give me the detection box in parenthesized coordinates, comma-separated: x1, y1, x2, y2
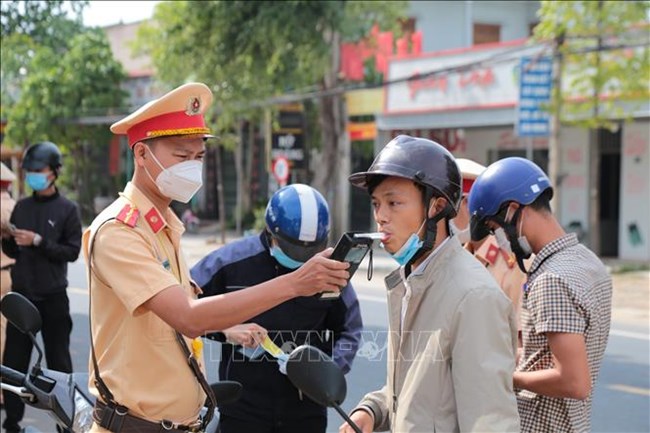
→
(83, 83, 350, 433)
(339, 135, 520, 433)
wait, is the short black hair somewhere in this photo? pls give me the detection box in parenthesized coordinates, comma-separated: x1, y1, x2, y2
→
(367, 174, 428, 197)
(528, 188, 553, 213)
(367, 175, 388, 196)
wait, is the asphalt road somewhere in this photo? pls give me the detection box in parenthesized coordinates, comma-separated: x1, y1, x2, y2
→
(3, 252, 649, 433)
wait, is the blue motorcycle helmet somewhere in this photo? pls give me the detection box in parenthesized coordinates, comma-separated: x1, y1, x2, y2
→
(265, 184, 330, 264)
(468, 157, 553, 243)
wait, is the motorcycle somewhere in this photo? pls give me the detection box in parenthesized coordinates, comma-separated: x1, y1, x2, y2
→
(0, 292, 242, 433)
(285, 345, 363, 433)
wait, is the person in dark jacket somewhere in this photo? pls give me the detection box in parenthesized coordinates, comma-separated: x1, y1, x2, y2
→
(1, 141, 82, 433)
(191, 184, 363, 433)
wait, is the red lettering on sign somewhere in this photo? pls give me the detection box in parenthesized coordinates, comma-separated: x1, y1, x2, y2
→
(408, 72, 448, 99)
(459, 68, 495, 89)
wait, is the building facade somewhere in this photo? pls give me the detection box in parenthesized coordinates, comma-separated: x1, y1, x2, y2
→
(366, 1, 650, 261)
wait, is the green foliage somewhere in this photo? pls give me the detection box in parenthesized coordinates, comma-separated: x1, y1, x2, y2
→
(5, 29, 127, 220)
(1, 0, 87, 50)
(137, 0, 405, 133)
(534, 0, 650, 129)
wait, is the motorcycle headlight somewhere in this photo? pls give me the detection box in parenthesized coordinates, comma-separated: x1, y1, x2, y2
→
(72, 389, 94, 433)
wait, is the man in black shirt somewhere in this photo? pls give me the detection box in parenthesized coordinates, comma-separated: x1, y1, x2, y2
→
(1, 141, 82, 433)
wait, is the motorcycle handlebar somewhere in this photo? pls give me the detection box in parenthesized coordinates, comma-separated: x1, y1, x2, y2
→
(1, 364, 26, 387)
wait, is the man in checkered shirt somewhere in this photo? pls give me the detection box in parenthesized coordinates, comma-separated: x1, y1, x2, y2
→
(467, 157, 612, 433)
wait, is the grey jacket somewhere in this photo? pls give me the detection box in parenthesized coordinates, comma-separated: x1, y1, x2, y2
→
(355, 237, 520, 432)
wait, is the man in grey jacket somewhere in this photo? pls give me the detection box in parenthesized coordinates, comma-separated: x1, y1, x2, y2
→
(340, 135, 520, 433)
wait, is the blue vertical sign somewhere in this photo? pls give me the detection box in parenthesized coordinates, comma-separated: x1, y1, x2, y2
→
(516, 56, 553, 137)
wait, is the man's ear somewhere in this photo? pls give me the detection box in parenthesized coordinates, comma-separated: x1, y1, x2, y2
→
(133, 142, 147, 167)
(428, 197, 448, 218)
(505, 202, 521, 223)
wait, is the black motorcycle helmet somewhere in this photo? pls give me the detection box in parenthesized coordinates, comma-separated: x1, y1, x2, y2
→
(349, 135, 462, 216)
(22, 142, 63, 173)
(349, 135, 462, 270)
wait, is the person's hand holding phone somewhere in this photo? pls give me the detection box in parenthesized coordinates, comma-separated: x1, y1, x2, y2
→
(12, 228, 38, 246)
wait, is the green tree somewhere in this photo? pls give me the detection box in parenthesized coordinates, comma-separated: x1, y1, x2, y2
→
(1, 0, 86, 47)
(137, 0, 405, 236)
(1, 1, 88, 112)
(534, 0, 649, 253)
(5, 29, 127, 220)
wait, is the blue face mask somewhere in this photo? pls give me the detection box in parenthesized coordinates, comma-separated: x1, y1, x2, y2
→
(25, 172, 51, 191)
(384, 210, 432, 267)
(270, 245, 304, 269)
(389, 233, 424, 266)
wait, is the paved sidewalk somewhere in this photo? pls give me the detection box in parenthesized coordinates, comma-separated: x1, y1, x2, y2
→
(181, 231, 649, 329)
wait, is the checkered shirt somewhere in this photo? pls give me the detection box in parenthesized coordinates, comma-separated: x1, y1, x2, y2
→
(517, 233, 612, 433)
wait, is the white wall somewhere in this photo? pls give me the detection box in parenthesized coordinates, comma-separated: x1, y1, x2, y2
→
(408, 1, 540, 53)
(409, 1, 467, 52)
(557, 127, 590, 232)
(619, 120, 650, 261)
(472, 1, 539, 42)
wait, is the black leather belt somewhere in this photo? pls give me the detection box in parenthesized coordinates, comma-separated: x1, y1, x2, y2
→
(94, 400, 202, 433)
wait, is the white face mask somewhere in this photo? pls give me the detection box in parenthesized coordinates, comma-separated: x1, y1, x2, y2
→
(494, 228, 512, 252)
(504, 205, 532, 258)
(145, 147, 203, 203)
(449, 219, 471, 245)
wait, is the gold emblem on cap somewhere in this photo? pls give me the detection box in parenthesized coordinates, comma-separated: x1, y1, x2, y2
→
(186, 96, 201, 116)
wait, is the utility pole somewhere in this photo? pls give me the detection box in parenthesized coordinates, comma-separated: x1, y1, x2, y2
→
(548, 32, 565, 218)
(588, 0, 604, 254)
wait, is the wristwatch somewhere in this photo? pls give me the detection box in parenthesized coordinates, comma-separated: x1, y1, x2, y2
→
(32, 233, 43, 247)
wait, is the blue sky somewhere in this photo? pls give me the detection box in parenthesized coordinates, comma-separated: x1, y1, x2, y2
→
(82, 1, 160, 27)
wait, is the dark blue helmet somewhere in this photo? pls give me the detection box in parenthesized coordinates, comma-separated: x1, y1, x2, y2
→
(348, 135, 462, 216)
(22, 141, 62, 171)
(468, 157, 552, 242)
(265, 184, 330, 262)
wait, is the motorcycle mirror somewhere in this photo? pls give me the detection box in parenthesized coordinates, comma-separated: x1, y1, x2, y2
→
(210, 381, 242, 405)
(285, 345, 346, 406)
(1, 292, 42, 335)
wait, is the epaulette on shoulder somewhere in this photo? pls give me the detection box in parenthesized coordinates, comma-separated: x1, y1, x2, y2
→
(115, 204, 140, 228)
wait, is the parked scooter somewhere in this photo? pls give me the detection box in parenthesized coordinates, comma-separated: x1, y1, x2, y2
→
(285, 345, 363, 433)
(0, 292, 95, 433)
(0, 292, 242, 433)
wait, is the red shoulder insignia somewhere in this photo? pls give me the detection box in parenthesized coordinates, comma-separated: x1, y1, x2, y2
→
(116, 204, 140, 228)
(144, 207, 165, 234)
(485, 242, 499, 266)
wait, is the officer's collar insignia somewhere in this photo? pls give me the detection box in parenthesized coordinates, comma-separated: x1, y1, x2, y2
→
(186, 96, 201, 116)
(144, 207, 165, 233)
(116, 204, 140, 228)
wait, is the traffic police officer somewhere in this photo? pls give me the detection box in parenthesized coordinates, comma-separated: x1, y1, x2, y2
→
(452, 158, 526, 327)
(0, 161, 17, 408)
(83, 82, 349, 433)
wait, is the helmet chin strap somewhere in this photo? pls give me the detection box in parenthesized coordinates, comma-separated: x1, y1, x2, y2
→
(406, 190, 450, 275)
(493, 206, 531, 274)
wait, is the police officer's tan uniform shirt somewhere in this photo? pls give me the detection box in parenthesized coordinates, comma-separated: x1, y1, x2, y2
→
(474, 235, 526, 327)
(1, 190, 16, 270)
(83, 182, 205, 427)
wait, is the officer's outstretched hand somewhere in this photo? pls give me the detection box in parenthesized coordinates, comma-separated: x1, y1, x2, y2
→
(289, 248, 349, 297)
(223, 323, 268, 348)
